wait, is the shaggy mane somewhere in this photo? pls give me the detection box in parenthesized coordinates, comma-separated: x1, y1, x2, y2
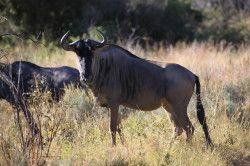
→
(90, 44, 144, 101)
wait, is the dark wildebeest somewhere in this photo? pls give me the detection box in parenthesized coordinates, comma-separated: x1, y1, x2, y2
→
(0, 61, 80, 104)
(60, 31, 213, 147)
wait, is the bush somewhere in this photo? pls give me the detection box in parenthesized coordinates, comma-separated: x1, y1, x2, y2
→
(1, 0, 203, 44)
(224, 78, 250, 127)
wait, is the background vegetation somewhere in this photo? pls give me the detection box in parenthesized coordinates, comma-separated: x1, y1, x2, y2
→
(1, 0, 250, 45)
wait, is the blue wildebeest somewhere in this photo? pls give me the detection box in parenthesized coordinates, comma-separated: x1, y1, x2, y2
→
(0, 61, 80, 104)
(60, 31, 213, 147)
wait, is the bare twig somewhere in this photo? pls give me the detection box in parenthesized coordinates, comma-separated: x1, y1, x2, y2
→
(0, 48, 8, 60)
(0, 32, 46, 47)
(0, 33, 24, 41)
(0, 71, 40, 137)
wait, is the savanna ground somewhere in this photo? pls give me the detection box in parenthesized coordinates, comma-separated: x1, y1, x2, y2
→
(0, 42, 250, 166)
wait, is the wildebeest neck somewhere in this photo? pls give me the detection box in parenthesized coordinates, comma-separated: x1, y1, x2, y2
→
(81, 56, 92, 83)
(88, 45, 155, 101)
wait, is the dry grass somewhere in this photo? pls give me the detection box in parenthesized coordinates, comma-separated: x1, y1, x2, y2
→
(0, 42, 250, 165)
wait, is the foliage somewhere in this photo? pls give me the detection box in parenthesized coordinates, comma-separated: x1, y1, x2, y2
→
(1, 0, 250, 45)
(0, 0, 203, 43)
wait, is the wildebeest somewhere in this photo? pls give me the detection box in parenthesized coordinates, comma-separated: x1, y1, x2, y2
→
(60, 30, 213, 147)
(0, 61, 80, 104)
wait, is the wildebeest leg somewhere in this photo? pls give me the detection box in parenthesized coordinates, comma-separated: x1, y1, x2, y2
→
(175, 106, 194, 142)
(171, 116, 184, 138)
(182, 116, 194, 142)
(163, 105, 183, 139)
(110, 106, 121, 145)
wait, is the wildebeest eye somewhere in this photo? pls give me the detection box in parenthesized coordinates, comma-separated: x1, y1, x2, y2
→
(84, 43, 91, 50)
(75, 42, 82, 49)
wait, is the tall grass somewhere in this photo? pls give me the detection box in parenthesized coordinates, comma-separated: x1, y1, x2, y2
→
(0, 42, 249, 165)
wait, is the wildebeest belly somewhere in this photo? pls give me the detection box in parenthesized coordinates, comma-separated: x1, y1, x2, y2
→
(122, 100, 163, 111)
(93, 88, 164, 110)
(122, 94, 164, 111)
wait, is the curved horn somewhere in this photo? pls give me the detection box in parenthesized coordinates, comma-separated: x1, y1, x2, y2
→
(60, 31, 74, 51)
(96, 29, 107, 45)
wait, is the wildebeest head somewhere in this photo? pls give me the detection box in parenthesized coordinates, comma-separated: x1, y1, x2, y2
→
(60, 30, 107, 82)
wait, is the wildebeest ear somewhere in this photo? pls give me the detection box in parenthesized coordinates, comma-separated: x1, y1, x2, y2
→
(86, 39, 103, 49)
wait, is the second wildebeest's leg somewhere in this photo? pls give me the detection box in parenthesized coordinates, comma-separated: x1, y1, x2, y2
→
(109, 105, 125, 146)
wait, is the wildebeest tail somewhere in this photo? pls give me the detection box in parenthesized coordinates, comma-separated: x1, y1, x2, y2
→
(195, 75, 213, 147)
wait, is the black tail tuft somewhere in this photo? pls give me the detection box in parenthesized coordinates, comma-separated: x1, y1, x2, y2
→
(195, 75, 213, 147)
